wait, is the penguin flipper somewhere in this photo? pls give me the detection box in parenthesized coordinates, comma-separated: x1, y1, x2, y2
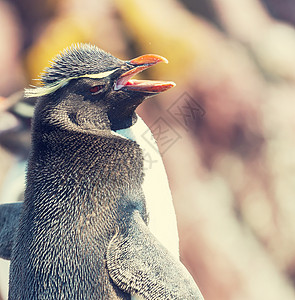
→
(107, 211, 204, 300)
(0, 203, 22, 260)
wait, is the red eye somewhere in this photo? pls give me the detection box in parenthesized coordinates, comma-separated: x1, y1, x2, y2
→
(89, 85, 103, 93)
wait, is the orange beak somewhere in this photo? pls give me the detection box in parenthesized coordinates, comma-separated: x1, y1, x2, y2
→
(114, 54, 176, 93)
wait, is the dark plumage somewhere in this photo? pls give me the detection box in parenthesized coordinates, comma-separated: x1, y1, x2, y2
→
(1, 44, 203, 300)
(41, 44, 124, 84)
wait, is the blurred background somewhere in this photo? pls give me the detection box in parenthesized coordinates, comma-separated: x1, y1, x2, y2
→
(1, 0, 295, 299)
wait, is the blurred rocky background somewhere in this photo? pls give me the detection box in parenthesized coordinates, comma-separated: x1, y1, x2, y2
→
(1, 0, 295, 299)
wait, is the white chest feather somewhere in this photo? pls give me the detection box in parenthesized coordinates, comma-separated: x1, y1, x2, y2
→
(115, 116, 179, 259)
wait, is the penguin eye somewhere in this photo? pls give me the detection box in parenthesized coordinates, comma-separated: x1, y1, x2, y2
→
(89, 85, 104, 94)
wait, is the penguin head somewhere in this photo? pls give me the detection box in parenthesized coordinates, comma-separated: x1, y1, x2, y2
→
(26, 44, 175, 131)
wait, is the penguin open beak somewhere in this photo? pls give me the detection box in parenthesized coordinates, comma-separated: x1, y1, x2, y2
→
(114, 54, 176, 93)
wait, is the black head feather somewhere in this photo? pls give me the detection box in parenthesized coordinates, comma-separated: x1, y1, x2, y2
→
(41, 44, 124, 85)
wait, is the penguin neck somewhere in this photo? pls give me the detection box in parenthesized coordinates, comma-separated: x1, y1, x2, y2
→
(110, 111, 138, 131)
(27, 120, 145, 218)
(114, 114, 144, 141)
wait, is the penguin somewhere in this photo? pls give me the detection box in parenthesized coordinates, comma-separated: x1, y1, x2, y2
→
(3, 44, 203, 299)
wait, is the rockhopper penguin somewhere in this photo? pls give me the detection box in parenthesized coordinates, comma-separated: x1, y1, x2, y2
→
(4, 44, 203, 299)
